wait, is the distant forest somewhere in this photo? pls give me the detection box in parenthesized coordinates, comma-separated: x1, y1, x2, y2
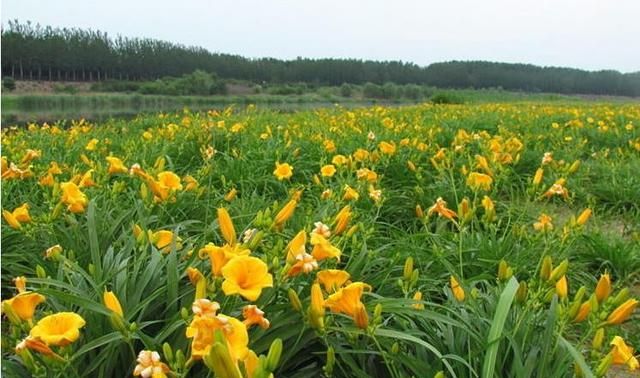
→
(2, 20, 639, 96)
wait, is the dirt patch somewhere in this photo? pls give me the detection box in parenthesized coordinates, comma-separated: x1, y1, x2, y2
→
(12, 80, 93, 94)
(226, 83, 256, 95)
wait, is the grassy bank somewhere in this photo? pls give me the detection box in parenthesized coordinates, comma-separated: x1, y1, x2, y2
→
(2, 88, 637, 125)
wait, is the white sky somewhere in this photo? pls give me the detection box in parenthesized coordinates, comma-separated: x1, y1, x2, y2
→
(2, 0, 639, 72)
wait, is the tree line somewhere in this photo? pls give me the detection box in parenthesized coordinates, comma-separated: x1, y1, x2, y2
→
(2, 20, 639, 96)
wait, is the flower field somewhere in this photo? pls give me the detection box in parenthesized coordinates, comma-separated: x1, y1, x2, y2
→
(1, 102, 639, 377)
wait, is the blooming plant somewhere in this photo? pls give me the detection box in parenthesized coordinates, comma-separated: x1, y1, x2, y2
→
(1, 103, 639, 377)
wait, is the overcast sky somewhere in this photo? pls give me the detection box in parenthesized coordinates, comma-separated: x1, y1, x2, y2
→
(2, 0, 639, 73)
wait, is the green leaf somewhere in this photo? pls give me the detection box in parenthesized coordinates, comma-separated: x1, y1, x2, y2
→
(482, 276, 518, 378)
(86, 200, 103, 280)
(71, 332, 124, 361)
(558, 336, 595, 378)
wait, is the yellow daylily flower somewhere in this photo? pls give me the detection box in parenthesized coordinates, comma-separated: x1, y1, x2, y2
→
(2, 292, 46, 321)
(221, 256, 273, 301)
(466, 172, 493, 191)
(157, 171, 183, 191)
(320, 164, 336, 177)
(151, 230, 182, 253)
(199, 243, 250, 277)
(310, 233, 341, 262)
(60, 181, 88, 213)
(273, 162, 293, 180)
(186, 314, 248, 361)
(29, 312, 86, 346)
(106, 156, 128, 175)
(610, 336, 639, 371)
(324, 282, 371, 318)
(316, 269, 351, 293)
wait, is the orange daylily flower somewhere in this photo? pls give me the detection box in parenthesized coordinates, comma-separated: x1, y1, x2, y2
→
(427, 197, 457, 220)
(242, 305, 270, 329)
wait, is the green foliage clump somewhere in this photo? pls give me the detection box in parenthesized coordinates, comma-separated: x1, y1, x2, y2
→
(431, 92, 464, 104)
(137, 70, 227, 96)
(2, 76, 16, 91)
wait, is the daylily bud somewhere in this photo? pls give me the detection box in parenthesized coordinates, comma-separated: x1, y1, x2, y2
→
(325, 347, 335, 376)
(548, 259, 568, 282)
(175, 349, 186, 369)
(103, 290, 124, 316)
(589, 293, 599, 314)
(35, 265, 46, 279)
(573, 301, 591, 323)
(309, 283, 325, 330)
(540, 256, 552, 280)
(576, 209, 592, 226)
(247, 230, 264, 250)
(346, 225, 359, 237)
(410, 269, 419, 287)
(434, 372, 445, 378)
(567, 286, 587, 319)
(162, 342, 174, 363)
(568, 160, 581, 174)
(592, 328, 605, 350)
(611, 288, 630, 306)
(217, 208, 236, 246)
(180, 307, 189, 320)
(498, 260, 512, 281)
(415, 204, 424, 218)
(450, 276, 465, 302)
(403, 257, 414, 281)
(288, 288, 302, 312)
(594, 352, 613, 377)
(533, 168, 544, 186)
(555, 276, 568, 300)
(606, 299, 638, 325)
(108, 311, 128, 333)
(374, 303, 383, 320)
(206, 334, 242, 378)
(224, 188, 238, 202)
(391, 342, 399, 354)
(516, 281, 528, 303)
(266, 338, 283, 372)
(595, 273, 611, 303)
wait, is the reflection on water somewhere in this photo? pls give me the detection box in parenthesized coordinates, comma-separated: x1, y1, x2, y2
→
(1, 96, 386, 126)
